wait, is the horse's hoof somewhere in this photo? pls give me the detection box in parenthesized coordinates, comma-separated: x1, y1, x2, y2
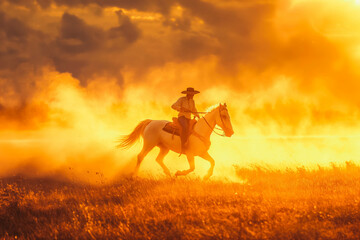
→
(203, 175, 211, 181)
(164, 171, 171, 178)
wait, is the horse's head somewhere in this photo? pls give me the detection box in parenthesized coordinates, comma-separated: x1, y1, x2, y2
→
(215, 103, 234, 137)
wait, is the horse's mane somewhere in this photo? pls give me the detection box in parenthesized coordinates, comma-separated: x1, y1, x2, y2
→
(205, 103, 220, 113)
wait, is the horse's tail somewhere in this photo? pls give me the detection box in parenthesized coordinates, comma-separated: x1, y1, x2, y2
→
(117, 119, 152, 149)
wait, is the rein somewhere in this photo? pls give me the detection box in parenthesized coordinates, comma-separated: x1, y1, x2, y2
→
(203, 116, 226, 137)
(201, 108, 227, 137)
(190, 107, 228, 137)
(190, 111, 210, 114)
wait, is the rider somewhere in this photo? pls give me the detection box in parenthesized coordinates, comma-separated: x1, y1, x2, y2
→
(171, 87, 200, 153)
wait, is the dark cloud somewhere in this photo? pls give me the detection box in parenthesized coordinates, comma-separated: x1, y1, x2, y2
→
(175, 35, 218, 61)
(0, 11, 31, 70)
(178, 0, 272, 33)
(54, 0, 175, 14)
(109, 10, 140, 43)
(159, 0, 283, 75)
(49, 12, 141, 83)
(174, 1, 282, 65)
(2, 0, 176, 15)
(57, 13, 105, 53)
(172, 0, 354, 98)
(0, 11, 50, 104)
(36, 0, 52, 8)
(0, 8, 141, 101)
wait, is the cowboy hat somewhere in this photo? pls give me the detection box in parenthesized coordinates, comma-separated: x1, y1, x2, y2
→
(181, 87, 200, 94)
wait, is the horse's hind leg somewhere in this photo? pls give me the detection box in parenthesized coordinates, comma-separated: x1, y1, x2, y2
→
(200, 152, 215, 180)
(156, 147, 171, 177)
(134, 142, 154, 176)
(175, 155, 195, 177)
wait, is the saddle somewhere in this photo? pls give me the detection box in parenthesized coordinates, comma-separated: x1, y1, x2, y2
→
(162, 117, 197, 137)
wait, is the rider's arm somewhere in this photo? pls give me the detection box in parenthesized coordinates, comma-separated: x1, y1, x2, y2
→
(171, 98, 183, 112)
(192, 101, 200, 118)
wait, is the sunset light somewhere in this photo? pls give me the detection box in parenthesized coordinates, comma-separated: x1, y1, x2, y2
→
(1, 0, 360, 239)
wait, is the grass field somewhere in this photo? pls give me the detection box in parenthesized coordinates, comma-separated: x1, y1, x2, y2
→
(1, 162, 360, 239)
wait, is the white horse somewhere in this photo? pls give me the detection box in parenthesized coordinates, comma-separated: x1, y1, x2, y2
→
(117, 103, 234, 180)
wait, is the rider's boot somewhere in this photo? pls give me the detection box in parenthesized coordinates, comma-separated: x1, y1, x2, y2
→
(179, 137, 188, 156)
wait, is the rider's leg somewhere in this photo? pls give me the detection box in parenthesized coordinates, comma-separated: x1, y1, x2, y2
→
(178, 116, 189, 152)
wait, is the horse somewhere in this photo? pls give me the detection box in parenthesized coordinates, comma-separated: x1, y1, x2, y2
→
(117, 103, 234, 180)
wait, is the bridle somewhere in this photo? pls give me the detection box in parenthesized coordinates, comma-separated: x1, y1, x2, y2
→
(201, 106, 229, 137)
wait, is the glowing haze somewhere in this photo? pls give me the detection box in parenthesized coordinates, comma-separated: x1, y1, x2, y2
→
(1, 0, 360, 181)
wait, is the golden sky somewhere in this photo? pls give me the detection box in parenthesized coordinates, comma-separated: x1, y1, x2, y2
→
(1, 0, 360, 180)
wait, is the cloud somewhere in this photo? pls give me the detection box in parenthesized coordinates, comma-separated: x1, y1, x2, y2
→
(3, 0, 175, 15)
(109, 10, 141, 43)
(0, 0, 360, 125)
(49, 11, 141, 83)
(0, 11, 51, 105)
(0, 10, 142, 86)
(57, 12, 105, 53)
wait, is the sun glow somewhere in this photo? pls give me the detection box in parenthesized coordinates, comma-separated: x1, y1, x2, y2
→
(1, 0, 360, 182)
(2, 65, 360, 182)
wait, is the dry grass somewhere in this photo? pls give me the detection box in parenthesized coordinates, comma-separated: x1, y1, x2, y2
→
(1, 162, 360, 239)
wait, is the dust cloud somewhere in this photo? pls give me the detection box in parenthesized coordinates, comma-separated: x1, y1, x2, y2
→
(2, 0, 360, 181)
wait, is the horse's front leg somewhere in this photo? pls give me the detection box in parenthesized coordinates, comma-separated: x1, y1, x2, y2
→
(175, 155, 195, 177)
(200, 152, 215, 180)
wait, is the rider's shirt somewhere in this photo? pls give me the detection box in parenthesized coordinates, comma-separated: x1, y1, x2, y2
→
(171, 97, 198, 119)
